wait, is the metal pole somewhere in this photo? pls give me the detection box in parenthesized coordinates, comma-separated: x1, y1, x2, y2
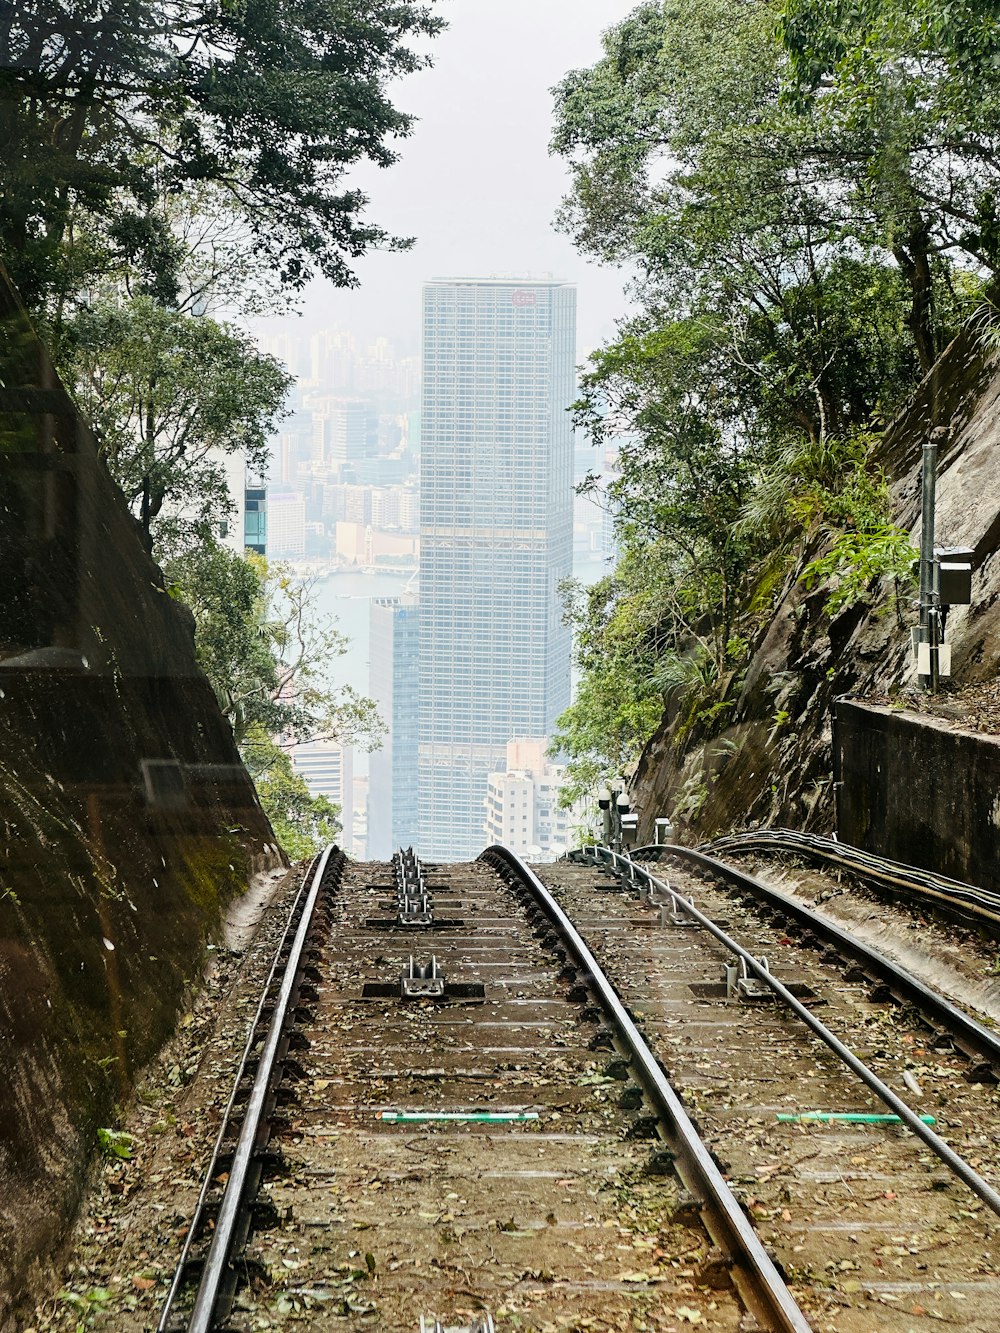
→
(918, 435, 938, 691)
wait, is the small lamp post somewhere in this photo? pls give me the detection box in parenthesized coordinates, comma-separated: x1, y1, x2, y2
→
(597, 787, 612, 848)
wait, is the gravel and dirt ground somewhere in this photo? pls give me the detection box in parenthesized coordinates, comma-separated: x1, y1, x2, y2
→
(865, 679, 1000, 735)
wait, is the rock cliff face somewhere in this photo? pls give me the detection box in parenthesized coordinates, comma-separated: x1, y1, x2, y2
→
(0, 271, 280, 1324)
(633, 324, 1000, 845)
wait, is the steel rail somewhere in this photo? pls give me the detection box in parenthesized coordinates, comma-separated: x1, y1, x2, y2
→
(155, 851, 325, 1333)
(482, 844, 814, 1333)
(158, 843, 342, 1333)
(576, 843, 1000, 1220)
(705, 828, 1000, 929)
(631, 841, 1000, 1076)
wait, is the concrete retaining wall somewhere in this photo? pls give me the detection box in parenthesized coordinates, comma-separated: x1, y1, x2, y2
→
(835, 698, 1000, 889)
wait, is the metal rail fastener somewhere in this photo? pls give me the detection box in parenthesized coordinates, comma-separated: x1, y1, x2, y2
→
(395, 845, 434, 926)
(579, 843, 1000, 1221)
(482, 844, 814, 1333)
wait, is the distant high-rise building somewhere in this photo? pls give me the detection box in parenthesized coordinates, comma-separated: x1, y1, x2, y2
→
(417, 277, 575, 858)
(266, 487, 306, 557)
(368, 597, 420, 859)
(314, 397, 377, 468)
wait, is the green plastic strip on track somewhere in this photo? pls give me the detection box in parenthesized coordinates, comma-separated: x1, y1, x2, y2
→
(377, 1111, 539, 1123)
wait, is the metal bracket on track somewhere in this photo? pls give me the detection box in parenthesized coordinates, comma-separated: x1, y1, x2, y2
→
(650, 882, 697, 927)
(396, 845, 434, 927)
(402, 955, 446, 999)
(726, 955, 774, 1002)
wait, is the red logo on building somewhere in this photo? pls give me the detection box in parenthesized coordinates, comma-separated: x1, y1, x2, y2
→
(512, 289, 537, 308)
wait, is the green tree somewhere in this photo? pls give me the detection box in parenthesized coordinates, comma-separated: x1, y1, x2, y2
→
(164, 543, 382, 752)
(779, 0, 1000, 369)
(574, 317, 759, 672)
(66, 296, 291, 552)
(0, 0, 444, 311)
(551, 566, 679, 807)
(547, 0, 973, 813)
(551, 0, 981, 381)
(166, 543, 381, 857)
(246, 732, 342, 861)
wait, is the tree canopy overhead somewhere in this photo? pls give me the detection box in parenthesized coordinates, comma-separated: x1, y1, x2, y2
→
(552, 0, 996, 374)
(547, 0, 996, 813)
(0, 0, 443, 307)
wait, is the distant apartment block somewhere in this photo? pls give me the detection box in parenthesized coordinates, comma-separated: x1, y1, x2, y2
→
(266, 487, 306, 557)
(368, 597, 420, 859)
(290, 738, 355, 851)
(417, 277, 576, 858)
(483, 738, 578, 861)
(371, 485, 418, 531)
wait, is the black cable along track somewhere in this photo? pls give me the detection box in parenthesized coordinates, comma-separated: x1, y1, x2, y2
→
(705, 827, 1000, 931)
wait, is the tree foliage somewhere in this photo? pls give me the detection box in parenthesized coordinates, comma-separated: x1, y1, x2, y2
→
(68, 296, 291, 551)
(779, 0, 1000, 369)
(245, 732, 342, 862)
(165, 543, 382, 857)
(548, 0, 987, 810)
(0, 0, 444, 310)
(165, 543, 382, 753)
(550, 574, 665, 805)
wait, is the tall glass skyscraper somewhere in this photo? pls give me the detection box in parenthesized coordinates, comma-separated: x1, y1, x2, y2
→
(418, 277, 576, 858)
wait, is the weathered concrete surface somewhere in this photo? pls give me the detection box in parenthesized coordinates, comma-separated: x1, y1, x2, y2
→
(0, 269, 281, 1326)
(835, 699, 1000, 891)
(634, 323, 1000, 851)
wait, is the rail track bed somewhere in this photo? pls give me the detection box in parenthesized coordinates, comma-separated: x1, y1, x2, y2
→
(170, 853, 756, 1332)
(30, 846, 1000, 1333)
(541, 854, 1000, 1331)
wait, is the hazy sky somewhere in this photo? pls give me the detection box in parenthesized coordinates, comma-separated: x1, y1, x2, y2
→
(256, 0, 638, 362)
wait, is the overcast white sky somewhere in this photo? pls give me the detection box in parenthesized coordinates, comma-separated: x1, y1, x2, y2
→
(255, 0, 638, 361)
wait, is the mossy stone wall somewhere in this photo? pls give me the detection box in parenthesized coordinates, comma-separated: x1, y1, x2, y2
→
(0, 268, 279, 1325)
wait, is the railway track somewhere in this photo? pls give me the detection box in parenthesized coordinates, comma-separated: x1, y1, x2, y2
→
(156, 846, 808, 1333)
(65, 838, 1000, 1333)
(548, 845, 1000, 1330)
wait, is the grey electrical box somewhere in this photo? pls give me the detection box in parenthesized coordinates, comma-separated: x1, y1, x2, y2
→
(935, 546, 974, 605)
